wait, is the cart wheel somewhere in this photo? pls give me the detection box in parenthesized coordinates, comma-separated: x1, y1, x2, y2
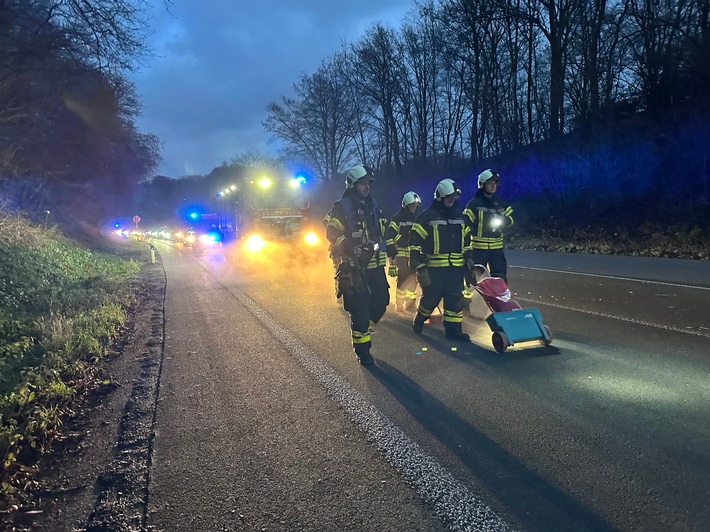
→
(543, 325, 553, 345)
(492, 331, 509, 353)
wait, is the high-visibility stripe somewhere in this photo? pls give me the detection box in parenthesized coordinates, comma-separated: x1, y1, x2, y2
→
(426, 253, 464, 267)
(412, 223, 428, 238)
(470, 239, 504, 250)
(417, 306, 434, 318)
(352, 330, 371, 344)
(443, 309, 463, 323)
(433, 222, 440, 254)
(327, 217, 344, 232)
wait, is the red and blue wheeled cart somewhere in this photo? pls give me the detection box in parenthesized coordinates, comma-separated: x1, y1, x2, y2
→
(472, 265, 552, 353)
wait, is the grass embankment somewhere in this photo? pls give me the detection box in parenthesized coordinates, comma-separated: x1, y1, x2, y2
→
(0, 212, 145, 510)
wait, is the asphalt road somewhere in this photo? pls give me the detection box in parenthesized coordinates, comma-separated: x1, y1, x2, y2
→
(147, 243, 710, 532)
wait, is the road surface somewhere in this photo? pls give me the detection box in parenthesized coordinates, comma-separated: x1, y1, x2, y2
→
(53, 243, 710, 532)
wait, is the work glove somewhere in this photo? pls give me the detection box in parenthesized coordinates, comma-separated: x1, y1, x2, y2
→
(416, 267, 431, 288)
(335, 265, 354, 298)
(388, 263, 398, 277)
(352, 244, 365, 260)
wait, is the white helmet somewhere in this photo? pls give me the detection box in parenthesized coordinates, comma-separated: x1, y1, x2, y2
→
(402, 191, 421, 208)
(345, 164, 375, 189)
(434, 178, 461, 201)
(478, 169, 500, 188)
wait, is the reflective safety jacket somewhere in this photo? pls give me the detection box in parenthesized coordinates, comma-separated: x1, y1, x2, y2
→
(384, 206, 417, 259)
(325, 189, 387, 269)
(409, 201, 467, 269)
(463, 190, 514, 251)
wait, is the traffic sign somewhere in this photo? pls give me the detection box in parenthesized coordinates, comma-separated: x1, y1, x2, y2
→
(132, 215, 141, 225)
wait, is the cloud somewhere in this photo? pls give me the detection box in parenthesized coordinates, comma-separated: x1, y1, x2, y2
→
(134, 0, 412, 177)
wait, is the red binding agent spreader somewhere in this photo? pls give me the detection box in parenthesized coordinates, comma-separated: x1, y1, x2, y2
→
(472, 265, 553, 353)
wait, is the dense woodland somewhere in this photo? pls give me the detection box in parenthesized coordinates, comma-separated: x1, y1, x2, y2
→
(0, 0, 161, 227)
(1, 1, 709, 256)
(262, 0, 710, 204)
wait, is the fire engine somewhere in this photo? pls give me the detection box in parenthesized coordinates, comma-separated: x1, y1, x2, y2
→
(218, 174, 324, 267)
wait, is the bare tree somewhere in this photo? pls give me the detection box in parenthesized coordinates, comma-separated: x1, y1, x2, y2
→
(350, 24, 408, 177)
(401, 6, 442, 164)
(0, 0, 165, 221)
(264, 52, 359, 180)
(623, 0, 701, 113)
(566, 0, 630, 134)
(526, 0, 583, 138)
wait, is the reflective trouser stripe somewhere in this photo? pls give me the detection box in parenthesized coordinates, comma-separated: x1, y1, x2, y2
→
(444, 309, 463, 323)
(417, 306, 434, 318)
(352, 329, 371, 344)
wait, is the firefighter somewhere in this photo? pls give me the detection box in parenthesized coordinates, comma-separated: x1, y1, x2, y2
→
(324, 165, 389, 366)
(384, 191, 421, 312)
(409, 179, 470, 341)
(462, 169, 514, 283)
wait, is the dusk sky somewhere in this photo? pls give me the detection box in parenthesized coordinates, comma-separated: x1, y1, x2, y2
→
(133, 0, 414, 178)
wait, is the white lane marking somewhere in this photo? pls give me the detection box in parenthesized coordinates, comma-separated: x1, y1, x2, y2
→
(510, 265, 710, 291)
(514, 296, 710, 339)
(233, 290, 510, 532)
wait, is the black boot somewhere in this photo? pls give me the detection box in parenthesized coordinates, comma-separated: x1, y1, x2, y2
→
(354, 345, 375, 366)
(444, 322, 470, 342)
(412, 313, 426, 334)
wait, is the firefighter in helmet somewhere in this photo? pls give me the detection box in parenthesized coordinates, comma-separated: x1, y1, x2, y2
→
(409, 179, 470, 341)
(384, 191, 422, 312)
(463, 169, 514, 282)
(324, 165, 389, 366)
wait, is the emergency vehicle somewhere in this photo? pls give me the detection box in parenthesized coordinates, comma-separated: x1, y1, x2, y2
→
(184, 212, 223, 254)
(219, 174, 324, 267)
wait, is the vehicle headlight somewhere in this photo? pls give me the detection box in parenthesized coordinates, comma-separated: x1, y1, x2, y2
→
(245, 234, 265, 252)
(199, 232, 220, 244)
(304, 232, 319, 246)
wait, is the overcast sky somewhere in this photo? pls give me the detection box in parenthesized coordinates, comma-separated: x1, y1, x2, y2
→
(133, 0, 413, 178)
